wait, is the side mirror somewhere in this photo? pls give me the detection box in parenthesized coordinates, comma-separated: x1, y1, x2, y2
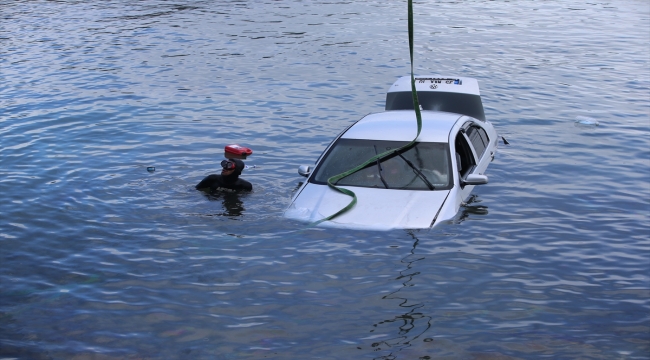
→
(298, 165, 312, 177)
(463, 173, 488, 185)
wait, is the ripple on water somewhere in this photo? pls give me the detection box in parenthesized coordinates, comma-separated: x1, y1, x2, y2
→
(1, 0, 649, 359)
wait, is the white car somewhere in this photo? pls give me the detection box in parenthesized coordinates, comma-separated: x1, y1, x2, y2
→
(284, 76, 499, 230)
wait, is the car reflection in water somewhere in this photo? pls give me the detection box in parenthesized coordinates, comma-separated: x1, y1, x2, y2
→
(362, 231, 432, 358)
(456, 194, 489, 225)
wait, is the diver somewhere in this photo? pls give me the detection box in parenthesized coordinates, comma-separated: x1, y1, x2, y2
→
(196, 158, 252, 193)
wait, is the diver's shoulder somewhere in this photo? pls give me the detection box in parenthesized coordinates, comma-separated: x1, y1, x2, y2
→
(241, 181, 253, 191)
(196, 174, 222, 189)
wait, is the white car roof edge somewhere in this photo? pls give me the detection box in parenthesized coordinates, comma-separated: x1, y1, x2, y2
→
(388, 75, 481, 96)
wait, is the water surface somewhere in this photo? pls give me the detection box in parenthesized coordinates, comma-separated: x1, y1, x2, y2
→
(1, 0, 649, 359)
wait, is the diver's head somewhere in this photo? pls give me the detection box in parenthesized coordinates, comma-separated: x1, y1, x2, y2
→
(221, 159, 245, 177)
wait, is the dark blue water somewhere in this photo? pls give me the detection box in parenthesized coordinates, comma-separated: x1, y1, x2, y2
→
(1, 1, 648, 359)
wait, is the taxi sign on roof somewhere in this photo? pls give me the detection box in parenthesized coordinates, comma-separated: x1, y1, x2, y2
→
(388, 75, 481, 95)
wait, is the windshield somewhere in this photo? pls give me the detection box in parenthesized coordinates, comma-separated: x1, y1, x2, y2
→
(311, 139, 452, 190)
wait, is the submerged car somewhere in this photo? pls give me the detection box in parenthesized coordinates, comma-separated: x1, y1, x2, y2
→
(284, 75, 499, 230)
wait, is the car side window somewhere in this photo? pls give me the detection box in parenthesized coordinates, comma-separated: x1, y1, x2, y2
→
(465, 125, 490, 160)
(455, 133, 476, 180)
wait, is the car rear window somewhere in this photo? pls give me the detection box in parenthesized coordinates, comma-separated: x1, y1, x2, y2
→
(385, 91, 486, 121)
(310, 139, 453, 190)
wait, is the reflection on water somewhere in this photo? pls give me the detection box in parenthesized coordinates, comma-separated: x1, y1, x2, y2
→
(205, 191, 247, 218)
(457, 195, 490, 224)
(367, 232, 432, 360)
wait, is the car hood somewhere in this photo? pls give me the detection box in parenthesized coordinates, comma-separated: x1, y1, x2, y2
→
(284, 183, 451, 231)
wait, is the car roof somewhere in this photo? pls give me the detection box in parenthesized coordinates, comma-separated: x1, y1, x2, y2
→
(341, 110, 462, 143)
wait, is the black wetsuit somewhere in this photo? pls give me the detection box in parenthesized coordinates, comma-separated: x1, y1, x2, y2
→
(196, 159, 252, 192)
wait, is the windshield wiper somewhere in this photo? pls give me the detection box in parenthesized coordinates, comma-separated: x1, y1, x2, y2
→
(396, 152, 435, 190)
(374, 145, 389, 189)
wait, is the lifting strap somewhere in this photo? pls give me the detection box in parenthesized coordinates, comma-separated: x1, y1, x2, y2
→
(312, 0, 423, 226)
